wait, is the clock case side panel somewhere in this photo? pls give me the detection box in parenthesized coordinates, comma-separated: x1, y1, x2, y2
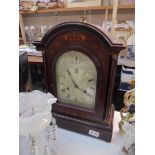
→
(32, 41, 49, 93)
(39, 50, 48, 92)
(104, 54, 118, 122)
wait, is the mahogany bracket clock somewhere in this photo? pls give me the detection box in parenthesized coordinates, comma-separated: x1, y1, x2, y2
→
(34, 22, 125, 142)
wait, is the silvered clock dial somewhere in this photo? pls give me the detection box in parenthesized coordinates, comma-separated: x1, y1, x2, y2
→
(56, 51, 97, 109)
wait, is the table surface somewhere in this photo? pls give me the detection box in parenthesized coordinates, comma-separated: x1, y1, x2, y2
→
(55, 112, 125, 155)
(27, 55, 43, 63)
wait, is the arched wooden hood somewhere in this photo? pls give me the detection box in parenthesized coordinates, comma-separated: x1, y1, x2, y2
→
(34, 21, 125, 52)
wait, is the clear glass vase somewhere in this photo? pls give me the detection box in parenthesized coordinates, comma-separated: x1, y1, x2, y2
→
(19, 90, 57, 155)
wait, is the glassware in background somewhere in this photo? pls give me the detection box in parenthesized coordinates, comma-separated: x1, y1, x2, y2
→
(25, 26, 31, 44)
(49, 25, 53, 30)
(25, 25, 36, 44)
(30, 25, 36, 42)
(25, 25, 52, 44)
(41, 25, 50, 36)
(19, 90, 57, 155)
(28, 135, 38, 155)
(41, 118, 57, 155)
(127, 0, 135, 4)
(33, 26, 42, 41)
(120, 0, 135, 4)
(109, 0, 135, 5)
(103, 0, 110, 6)
(110, 0, 121, 5)
(120, 0, 128, 4)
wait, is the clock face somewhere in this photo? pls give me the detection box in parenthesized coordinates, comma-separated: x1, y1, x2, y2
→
(56, 51, 97, 109)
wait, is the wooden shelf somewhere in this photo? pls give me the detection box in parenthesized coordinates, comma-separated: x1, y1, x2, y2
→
(19, 3, 134, 44)
(28, 55, 43, 63)
(20, 4, 135, 15)
(116, 4, 135, 9)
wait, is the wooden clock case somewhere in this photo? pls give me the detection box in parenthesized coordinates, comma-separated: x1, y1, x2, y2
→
(34, 22, 124, 142)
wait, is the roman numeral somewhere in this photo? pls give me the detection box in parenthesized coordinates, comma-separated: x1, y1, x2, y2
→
(90, 87, 95, 90)
(88, 79, 94, 82)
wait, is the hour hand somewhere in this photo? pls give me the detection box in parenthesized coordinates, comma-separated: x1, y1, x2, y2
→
(78, 88, 92, 97)
(66, 69, 91, 97)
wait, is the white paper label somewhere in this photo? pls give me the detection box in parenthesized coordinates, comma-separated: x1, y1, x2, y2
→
(88, 130, 99, 137)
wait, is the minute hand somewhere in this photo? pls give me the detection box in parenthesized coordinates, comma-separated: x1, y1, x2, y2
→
(66, 69, 92, 97)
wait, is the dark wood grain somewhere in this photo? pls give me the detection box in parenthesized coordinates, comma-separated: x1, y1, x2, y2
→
(34, 22, 125, 142)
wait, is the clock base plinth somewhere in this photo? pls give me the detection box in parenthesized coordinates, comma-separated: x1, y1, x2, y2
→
(52, 105, 114, 142)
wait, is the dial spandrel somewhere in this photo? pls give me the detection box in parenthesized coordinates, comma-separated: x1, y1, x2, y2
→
(56, 51, 97, 109)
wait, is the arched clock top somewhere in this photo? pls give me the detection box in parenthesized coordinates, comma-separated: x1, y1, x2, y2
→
(34, 22, 125, 52)
(33, 22, 126, 142)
